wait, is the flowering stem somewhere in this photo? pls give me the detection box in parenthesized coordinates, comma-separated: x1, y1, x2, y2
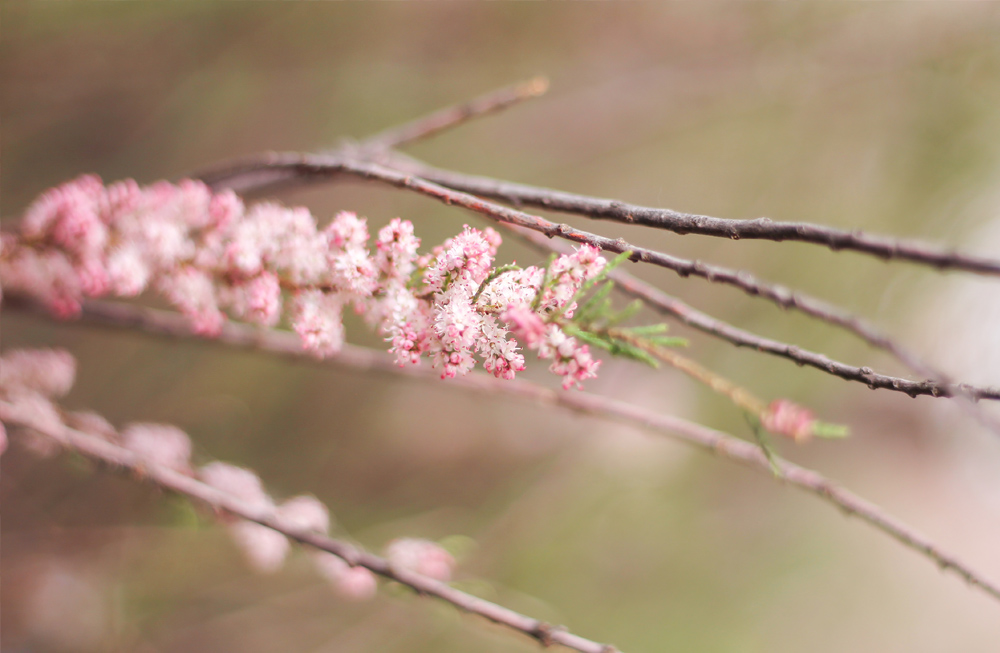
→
(0, 396, 618, 653)
(9, 294, 1000, 606)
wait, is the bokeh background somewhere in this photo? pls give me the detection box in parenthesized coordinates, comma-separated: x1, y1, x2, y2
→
(4, 4, 1000, 652)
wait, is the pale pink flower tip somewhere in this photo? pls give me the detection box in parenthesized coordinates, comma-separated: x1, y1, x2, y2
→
(384, 538, 456, 582)
(198, 462, 273, 509)
(0, 348, 77, 397)
(278, 495, 331, 534)
(502, 305, 546, 349)
(313, 552, 378, 600)
(121, 423, 192, 473)
(230, 521, 290, 574)
(762, 399, 816, 443)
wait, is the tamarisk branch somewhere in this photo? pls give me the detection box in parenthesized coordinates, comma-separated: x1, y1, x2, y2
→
(508, 227, 1000, 401)
(0, 394, 621, 653)
(9, 294, 1000, 605)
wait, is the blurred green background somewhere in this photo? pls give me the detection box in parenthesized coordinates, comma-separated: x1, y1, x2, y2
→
(4, 3, 1000, 652)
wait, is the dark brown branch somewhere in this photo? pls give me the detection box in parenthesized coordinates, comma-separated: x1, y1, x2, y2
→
(508, 227, 1000, 401)
(0, 399, 618, 653)
(378, 153, 1000, 276)
(7, 295, 1000, 606)
(196, 149, 1000, 277)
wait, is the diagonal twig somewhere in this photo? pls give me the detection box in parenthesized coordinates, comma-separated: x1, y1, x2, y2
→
(507, 226, 1000, 401)
(7, 294, 1000, 606)
(0, 398, 618, 653)
(375, 153, 1000, 276)
(357, 77, 550, 152)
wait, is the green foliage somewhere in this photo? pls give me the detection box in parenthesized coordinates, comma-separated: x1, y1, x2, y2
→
(554, 251, 687, 368)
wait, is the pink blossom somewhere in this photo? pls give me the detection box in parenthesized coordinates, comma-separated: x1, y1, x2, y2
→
(157, 267, 225, 335)
(229, 521, 290, 574)
(477, 318, 525, 381)
(225, 272, 282, 327)
(277, 495, 331, 534)
(0, 349, 77, 397)
(538, 326, 601, 390)
(106, 245, 152, 296)
(475, 266, 543, 313)
(22, 175, 104, 247)
(207, 188, 244, 230)
(199, 462, 274, 510)
(423, 225, 496, 292)
(762, 399, 816, 442)
(6, 177, 614, 389)
(67, 411, 118, 442)
(121, 423, 193, 474)
(384, 538, 456, 582)
(329, 246, 376, 297)
(292, 290, 345, 356)
(501, 305, 547, 349)
(540, 244, 607, 316)
(375, 218, 420, 280)
(312, 553, 378, 600)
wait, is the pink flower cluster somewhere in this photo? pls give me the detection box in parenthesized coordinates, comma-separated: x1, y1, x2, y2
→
(2, 176, 605, 389)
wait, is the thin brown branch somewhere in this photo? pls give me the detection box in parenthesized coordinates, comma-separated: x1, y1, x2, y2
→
(0, 399, 618, 653)
(510, 226, 1000, 401)
(379, 153, 1000, 276)
(8, 295, 1000, 605)
(359, 77, 549, 152)
(195, 148, 1000, 277)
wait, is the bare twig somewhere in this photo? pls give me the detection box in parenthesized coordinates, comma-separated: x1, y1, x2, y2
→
(358, 77, 549, 152)
(376, 154, 1000, 276)
(195, 149, 1000, 277)
(8, 295, 1000, 605)
(0, 399, 618, 653)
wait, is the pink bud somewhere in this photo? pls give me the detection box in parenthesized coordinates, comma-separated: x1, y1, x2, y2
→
(121, 423, 192, 474)
(762, 399, 816, 443)
(384, 538, 456, 582)
(313, 552, 378, 600)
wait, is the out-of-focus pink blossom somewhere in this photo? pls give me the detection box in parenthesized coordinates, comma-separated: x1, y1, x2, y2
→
(229, 521, 290, 574)
(384, 538, 456, 582)
(277, 495, 331, 534)
(292, 290, 345, 356)
(762, 399, 816, 443)
(199, 462, 274, 510)
(0, 349, 77, 397)
(502, 305, 547, 349)
(67, 411, 117, 442)
(312, 552, 378, 600)
(198, 462, 290, 572)
(121, 423, 192, 474)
